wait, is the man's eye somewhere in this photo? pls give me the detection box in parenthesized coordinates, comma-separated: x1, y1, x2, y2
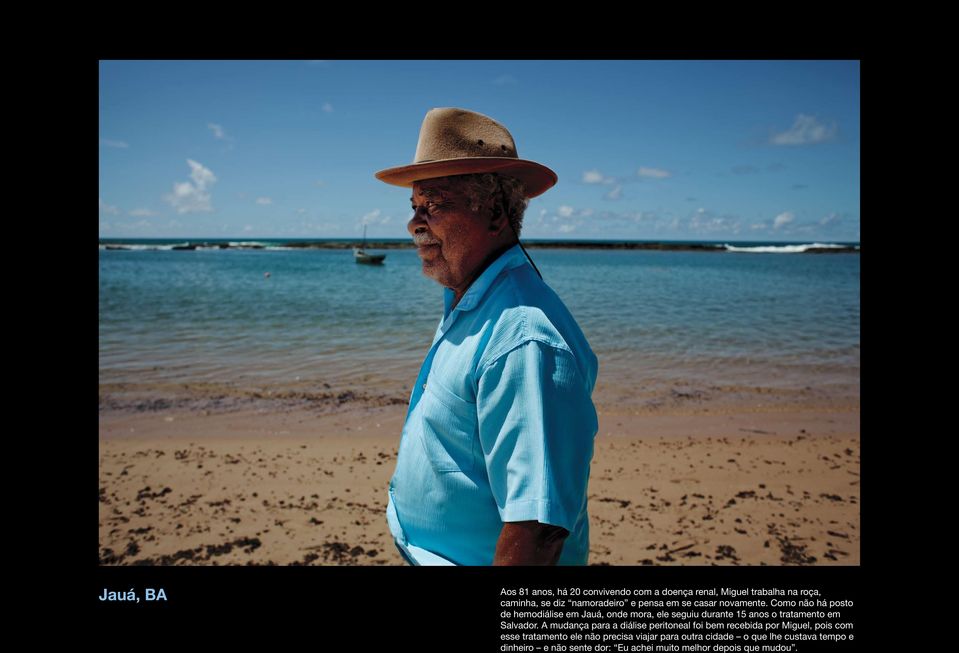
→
(412, 201, 445, 215)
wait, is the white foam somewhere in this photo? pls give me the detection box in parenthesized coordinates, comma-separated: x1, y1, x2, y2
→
(226, 241, 271, 248)
(723, 242, 852, 253)
(99, 243, 191, 251)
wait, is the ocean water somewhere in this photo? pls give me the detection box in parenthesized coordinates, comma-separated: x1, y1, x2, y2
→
(99, 240, 860, 409)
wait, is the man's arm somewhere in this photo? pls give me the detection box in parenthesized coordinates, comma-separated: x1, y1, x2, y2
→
(478, 340, 598, 566)
(493, 520, 569, 565)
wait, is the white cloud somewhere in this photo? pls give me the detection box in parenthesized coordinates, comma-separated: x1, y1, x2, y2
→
(208, 123, 230, 141)
(583, 169, 615, 185)
(164, 159, 217, 214)
(771, 114, 837, 145)
(314, 180, 327, 188)
(188, 159, 215, 187)
(322, 102, 334, 113)
(296, 208, 307, 214)
(128, 219, 152, 232)
(819, 212, 841, 226)
(128, 208, 157, 217)
(688, 208, 744, 235)
(637, 166, 671, 179)
(521, 205, 834, 238)
(604, 185, 623, 200)
(362, 209, 391, 226)
(630, 211, 655, 223)
(256, 197, 273, 205)
(290, 220, 341, 235)
(100, 139, 129, 149)
(243, 225, 254, 232)
(99, 198, 119, 215)
(493, 75, 517, 85)
(773, 211, 795, 229)
(546, 206, 593, 233)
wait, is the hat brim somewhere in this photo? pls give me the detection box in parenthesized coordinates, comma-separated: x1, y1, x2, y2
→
(374, 157, 557, 199)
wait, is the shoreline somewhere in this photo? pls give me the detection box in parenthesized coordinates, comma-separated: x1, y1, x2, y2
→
(100, 240, 860, 253)
(99, 377, 859, 419)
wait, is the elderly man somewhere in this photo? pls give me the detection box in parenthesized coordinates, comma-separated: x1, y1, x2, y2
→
(374, 107, 599, 565)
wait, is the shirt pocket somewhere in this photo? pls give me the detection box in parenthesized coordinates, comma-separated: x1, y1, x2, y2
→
(417, 373, 478, 474)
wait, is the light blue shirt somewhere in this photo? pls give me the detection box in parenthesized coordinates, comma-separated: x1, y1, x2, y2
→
(386, 243, 599, 565)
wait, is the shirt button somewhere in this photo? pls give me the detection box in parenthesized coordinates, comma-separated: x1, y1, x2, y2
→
(422, 383, 427, 390)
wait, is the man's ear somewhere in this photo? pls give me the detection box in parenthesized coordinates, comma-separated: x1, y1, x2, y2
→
(488, 196, 510, 236)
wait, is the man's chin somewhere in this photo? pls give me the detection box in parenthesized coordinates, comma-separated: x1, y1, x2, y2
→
(421, 262, 450, 286)
(419, 249, 442, 268)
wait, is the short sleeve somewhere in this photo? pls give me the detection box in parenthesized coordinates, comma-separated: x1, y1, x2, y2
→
(476, 340, 598, 533)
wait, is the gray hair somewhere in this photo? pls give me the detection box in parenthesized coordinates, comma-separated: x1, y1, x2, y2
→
(419, 173, 529, 236)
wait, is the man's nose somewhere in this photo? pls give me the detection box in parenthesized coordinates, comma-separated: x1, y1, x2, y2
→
(408, 209, 428, 235)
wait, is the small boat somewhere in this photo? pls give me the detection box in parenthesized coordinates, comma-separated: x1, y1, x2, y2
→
(354, 225, 386, 265)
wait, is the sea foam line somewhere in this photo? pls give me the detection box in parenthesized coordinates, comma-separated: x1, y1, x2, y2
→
(723, 243, 853, 254)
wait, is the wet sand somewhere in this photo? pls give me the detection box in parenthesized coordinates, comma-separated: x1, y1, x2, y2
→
(99, 387, 859, 566)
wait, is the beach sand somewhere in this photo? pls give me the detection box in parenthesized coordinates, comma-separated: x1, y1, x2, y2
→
(99, 391, 859, 566)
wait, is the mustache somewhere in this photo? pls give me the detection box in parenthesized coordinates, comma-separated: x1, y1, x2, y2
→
(412, 232, 441, 246)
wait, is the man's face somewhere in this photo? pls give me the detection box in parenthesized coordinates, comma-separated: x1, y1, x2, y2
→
(408, 179, 495, 291)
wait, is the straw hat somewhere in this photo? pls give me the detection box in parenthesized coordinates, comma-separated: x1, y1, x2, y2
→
(374, 107, 558, 198)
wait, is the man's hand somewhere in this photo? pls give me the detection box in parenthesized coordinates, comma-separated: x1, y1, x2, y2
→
(493, 520, 569, 565)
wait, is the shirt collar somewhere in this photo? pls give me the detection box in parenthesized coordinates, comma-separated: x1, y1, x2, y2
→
(442, 243, 529, 320)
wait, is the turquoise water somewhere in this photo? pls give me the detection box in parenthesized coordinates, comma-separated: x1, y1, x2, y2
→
(99, 243, 860, 405)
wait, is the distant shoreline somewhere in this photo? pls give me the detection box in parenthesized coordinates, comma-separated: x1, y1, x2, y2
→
(101, 240, 860, 254)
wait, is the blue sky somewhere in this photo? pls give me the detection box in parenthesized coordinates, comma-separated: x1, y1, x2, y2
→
(99, 60, 859, 242)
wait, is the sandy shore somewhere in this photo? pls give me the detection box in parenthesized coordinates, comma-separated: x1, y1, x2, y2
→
(99, 397, 859, 566)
